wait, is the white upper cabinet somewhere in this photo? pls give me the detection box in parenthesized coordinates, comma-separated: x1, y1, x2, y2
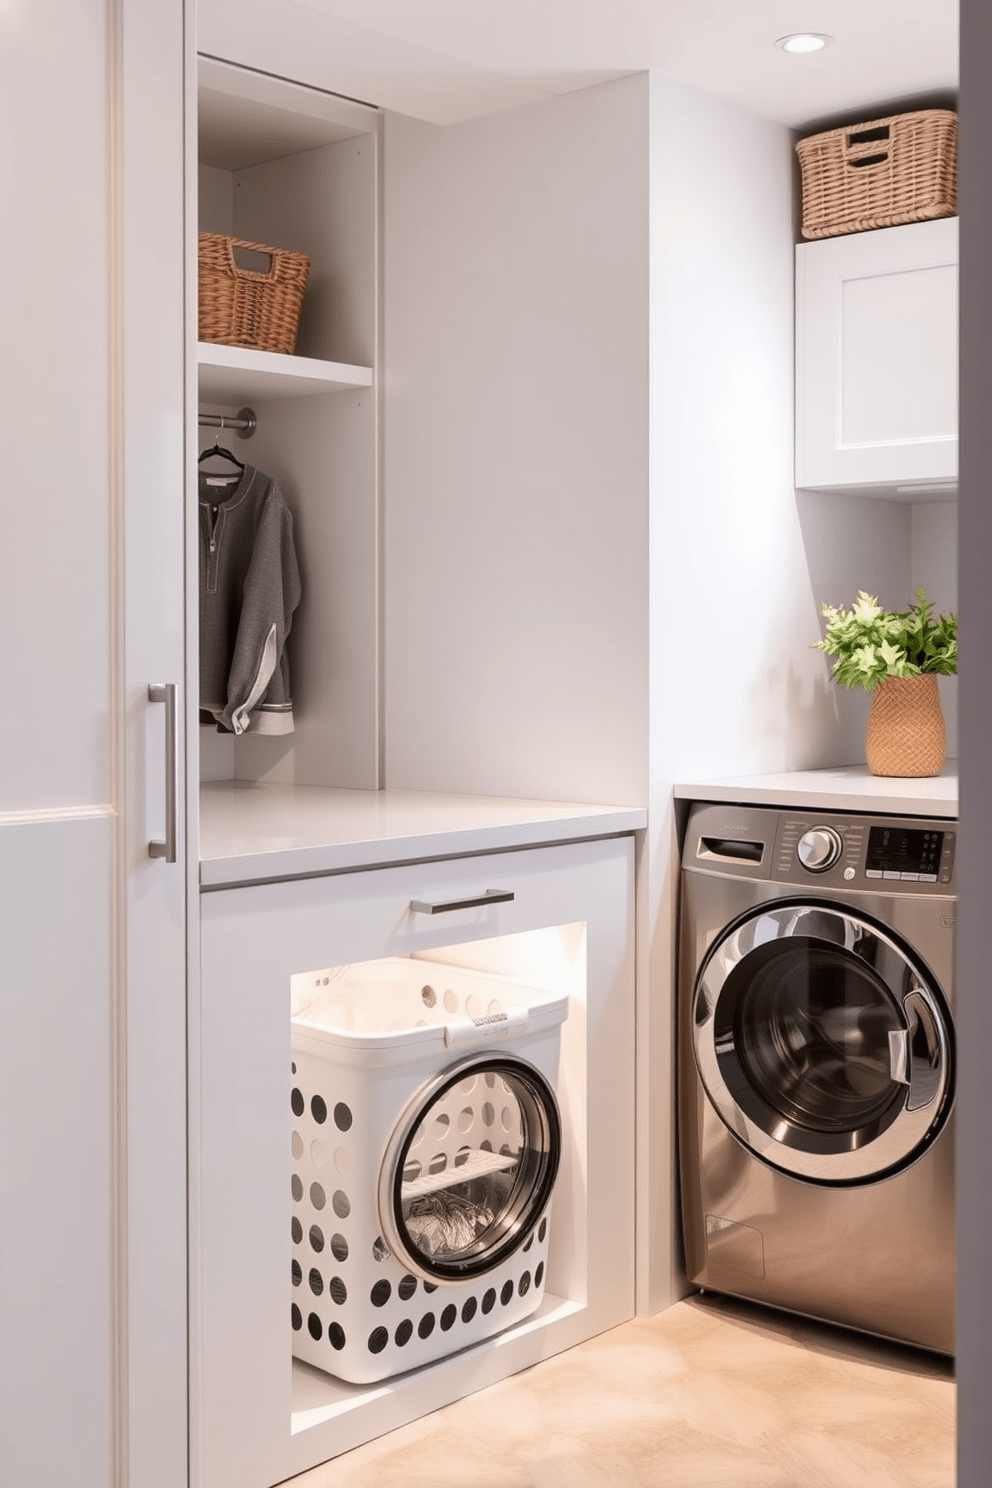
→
(796, 217, 958, 495)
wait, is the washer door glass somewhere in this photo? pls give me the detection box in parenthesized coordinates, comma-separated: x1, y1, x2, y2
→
(734, 936, 904, 1133)
(693, 904, 951, 1183)
(380, 1055, 561, 1283)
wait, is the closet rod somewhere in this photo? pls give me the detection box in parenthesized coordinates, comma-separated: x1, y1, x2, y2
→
(198, 405, 257, 440)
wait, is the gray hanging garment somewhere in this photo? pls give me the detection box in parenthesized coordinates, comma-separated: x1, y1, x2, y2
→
(199, 463, 302, 735)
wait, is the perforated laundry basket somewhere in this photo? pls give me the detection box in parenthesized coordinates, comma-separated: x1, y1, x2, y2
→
(289, 958, 568, 1383)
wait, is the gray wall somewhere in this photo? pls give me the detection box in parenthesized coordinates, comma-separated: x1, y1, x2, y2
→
(956, 1, 992, 1481)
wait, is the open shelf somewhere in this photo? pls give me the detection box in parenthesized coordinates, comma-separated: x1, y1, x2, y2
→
(199, 55, 375, 172)
(198, 341, 373, 403)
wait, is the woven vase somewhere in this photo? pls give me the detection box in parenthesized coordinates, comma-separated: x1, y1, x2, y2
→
(865, 673, 946, 777)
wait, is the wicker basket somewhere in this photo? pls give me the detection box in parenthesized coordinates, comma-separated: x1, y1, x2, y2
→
(198, 232, 311, 354)
(865, 674, 946, 777)
(796, 109, 958, 240)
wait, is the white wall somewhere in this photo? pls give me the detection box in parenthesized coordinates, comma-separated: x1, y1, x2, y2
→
(798, 494, 959, 763)
(648, 86, 917, 788)
(383, 75, 649, 806)
(795, 488, 913, 766)
(641, 76, 800, 1312)
(911, 501, 958, 759)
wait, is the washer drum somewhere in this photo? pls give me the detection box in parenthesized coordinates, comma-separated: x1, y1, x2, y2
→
(289, 958, 567, 1383)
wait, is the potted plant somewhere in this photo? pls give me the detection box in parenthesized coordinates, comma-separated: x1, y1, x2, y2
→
(814, 588, 958, 776)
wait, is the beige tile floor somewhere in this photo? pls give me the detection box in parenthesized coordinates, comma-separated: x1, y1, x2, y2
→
(289, 1293, 956, 1488)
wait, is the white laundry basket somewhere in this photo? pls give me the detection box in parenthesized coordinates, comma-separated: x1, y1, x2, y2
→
(289, 957, 568, 1384)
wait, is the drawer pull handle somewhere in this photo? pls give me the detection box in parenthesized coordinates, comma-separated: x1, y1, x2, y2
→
(410, 889, 515, 915)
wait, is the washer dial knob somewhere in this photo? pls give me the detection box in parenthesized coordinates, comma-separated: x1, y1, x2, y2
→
(797, 826, 843, 873)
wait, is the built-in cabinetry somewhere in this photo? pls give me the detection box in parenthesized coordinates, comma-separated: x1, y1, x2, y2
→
(796, 217, 959, 494)
(197, 57, 381, 791)
(5, 4, 188, 1485)
(192, 58, 643, 1488)
(193, 826, 636, 1488)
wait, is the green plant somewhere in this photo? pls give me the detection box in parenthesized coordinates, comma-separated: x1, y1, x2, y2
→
(814, 587, 957, 692)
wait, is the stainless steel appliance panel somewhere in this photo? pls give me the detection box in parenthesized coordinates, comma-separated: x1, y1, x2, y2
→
(678, 802, 956, 1354)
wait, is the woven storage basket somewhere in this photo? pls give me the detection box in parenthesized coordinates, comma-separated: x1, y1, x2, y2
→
(796, 109, 958, 240)
(865, 673, 946, 777)
(198, 232, 311, 354)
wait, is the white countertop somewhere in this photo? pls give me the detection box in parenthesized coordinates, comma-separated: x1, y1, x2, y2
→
(199, 781, 646, 887)
(674, 761, 958, 818)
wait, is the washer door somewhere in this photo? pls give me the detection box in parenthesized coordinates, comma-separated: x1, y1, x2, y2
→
(693, 903, 952, 1183)
(379, 1054, 561, 1283)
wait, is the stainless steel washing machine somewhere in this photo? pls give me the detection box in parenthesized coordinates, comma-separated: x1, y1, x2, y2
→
(679, 801, 956, 1353)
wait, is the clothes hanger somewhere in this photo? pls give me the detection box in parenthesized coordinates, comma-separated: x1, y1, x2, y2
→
(198, 432, 245, 472)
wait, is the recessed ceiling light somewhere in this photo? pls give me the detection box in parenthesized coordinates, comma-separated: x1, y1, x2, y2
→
(775, 33, 834, 54)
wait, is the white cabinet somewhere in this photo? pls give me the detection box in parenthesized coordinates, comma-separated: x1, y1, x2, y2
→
(196, 58, 381, 793)
(193, 834, 636, 1488)
(796, 217, 959, 493)
(189, 58, 645, 1488)
(3, 4, 188, 1486)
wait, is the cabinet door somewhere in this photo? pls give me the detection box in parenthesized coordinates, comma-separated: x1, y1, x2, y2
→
(193, 836, 635, 1488)
(1, 4, 188, 1485)
(796, 217, 959, 490)
(121, 2, 189, 1483)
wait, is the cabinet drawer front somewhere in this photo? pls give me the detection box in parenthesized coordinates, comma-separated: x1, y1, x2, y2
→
(201, 838, 623, 970)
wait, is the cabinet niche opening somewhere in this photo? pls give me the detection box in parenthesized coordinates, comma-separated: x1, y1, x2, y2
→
(286, 923, 587, 1431)
(195, 57, 382, 798)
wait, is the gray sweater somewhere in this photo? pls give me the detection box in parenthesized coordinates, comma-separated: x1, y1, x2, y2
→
(199, 464, 302, 735)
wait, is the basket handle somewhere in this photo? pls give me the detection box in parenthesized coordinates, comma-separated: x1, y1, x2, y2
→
(224, 237, 279, 282)
(845, 123, 890, 170)
(443, 1005, 530, 1047)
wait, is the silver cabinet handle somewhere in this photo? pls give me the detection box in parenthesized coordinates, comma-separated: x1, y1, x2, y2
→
(410, 889, 515, 916)
(148, 682, 179, 863)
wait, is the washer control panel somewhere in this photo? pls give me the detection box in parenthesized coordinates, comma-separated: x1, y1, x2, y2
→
(865, 823, 954, 885)
(778, 816, 867, 880)
(777, 814, 955, 891)
(683, 802, 957, 895)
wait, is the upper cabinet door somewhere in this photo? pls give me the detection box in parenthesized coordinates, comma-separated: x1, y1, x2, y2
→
(796, 217, 959, 493)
